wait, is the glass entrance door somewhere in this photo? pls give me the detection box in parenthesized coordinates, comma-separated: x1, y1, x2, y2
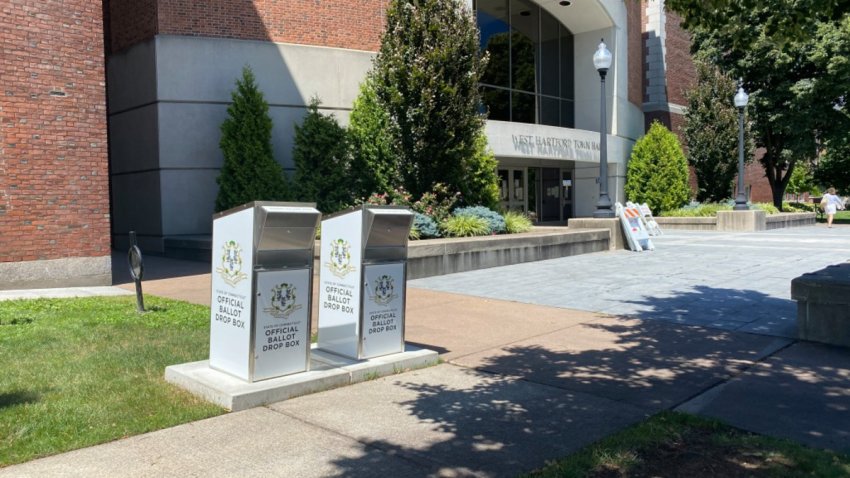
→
(562, 170, 573, 220)
(540, 168, 560, 222)
(498, 168, 527, 212)
(531, 167, 573, 223)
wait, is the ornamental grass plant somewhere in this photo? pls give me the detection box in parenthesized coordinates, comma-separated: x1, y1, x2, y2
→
(504, 211, 533, 234)
(441, 215, 490, 237)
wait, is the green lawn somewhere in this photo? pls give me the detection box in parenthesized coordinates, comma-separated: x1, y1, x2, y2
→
(818, 210, 850, 224)
(0, 296, 224, 466)
(525, 412, 850, 477)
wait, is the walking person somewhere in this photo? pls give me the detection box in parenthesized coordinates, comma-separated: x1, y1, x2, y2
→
(822, 187, 844, 228)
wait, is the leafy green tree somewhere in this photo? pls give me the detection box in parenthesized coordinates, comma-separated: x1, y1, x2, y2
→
(683, 61, 750, 202)
(215, 66, 289, 212)
(667, 0, 850, 46)
(625, 121, 691, 214)
(785, 161, 819, 197)
(347, 77, 399, 201)
(674, 2, 850, 209)
(292, 98, 351, 213)
(815, 136, 850, 195)
(371, 0, 497, 205)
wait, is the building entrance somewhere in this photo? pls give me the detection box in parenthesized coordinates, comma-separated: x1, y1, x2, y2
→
(537, 168, 572, 222)
(498, 168, 527, 212)
(502, 166, 573, 223)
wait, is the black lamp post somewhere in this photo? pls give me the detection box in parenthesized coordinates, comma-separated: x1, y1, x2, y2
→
(733, 82, 749, 210)
(593, 39, 614, 218)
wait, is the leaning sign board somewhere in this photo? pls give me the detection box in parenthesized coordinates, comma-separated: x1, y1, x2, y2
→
(209, 201, 320, 382)
(616, 202, 654, 252)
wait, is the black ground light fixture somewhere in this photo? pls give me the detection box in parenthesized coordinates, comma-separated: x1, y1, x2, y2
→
(559, 1, 572, 5)
(593, 39, 614, 218)
(128, 230, 145, 312)
(734, 81, 749, 211)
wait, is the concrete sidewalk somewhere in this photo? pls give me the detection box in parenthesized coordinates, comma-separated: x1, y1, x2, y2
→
(2, 226, 849, 476)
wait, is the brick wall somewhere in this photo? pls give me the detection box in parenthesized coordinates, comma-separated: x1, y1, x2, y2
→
(663, 10, 695, 107)
(0, 0, 111, 263)
(105, 0, 158, 54)
(106, 0, 388, 54)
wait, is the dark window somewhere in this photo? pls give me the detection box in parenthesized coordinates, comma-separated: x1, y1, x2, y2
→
(475, 1, 575, 127)
(512, 92, 535, 124)
(540, 96, 560, 126)
(510, 0, 537, 93)
(481, 86, 510, 121)
(539, 10, 559, 97)
(477, 0, 510, 89)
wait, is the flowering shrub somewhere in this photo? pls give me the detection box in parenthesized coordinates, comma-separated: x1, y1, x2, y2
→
(411, 183, 460, 223)
(362, 187, 413, 207)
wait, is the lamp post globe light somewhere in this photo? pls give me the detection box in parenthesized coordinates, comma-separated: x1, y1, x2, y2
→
(593, 39, 614, 218)
(733, 82, 749, 210)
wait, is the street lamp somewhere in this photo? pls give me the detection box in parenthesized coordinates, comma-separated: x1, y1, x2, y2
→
(593, 39, 614, 218)
(733, 81, 749, 210)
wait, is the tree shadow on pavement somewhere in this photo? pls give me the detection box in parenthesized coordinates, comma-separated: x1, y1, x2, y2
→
(322, 309, 818, 477)
(618, 285, 797, 336)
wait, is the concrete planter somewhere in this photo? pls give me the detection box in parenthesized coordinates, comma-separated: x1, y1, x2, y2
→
(792, 262, 850, 347)
(653, 216, 717, 231)
(405, 228, 609, 279)
(653, 212, 815, 232)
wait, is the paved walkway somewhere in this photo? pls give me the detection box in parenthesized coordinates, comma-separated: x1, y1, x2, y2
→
(1, 225, 849, 477)
(412, 226, 850, 338)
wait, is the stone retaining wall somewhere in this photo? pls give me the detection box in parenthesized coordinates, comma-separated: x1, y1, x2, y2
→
(405, 229, 609, 280)
(653, 217, 717, 231)
(766, 212, 817, 230)
(653, 212, 815, 232)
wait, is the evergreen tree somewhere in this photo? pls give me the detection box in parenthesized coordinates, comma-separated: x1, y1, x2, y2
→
(347, 77, 399, 201)
(625, 122, 691, 214)
(683, 61, 750, 202)
(215, 66, 289, 212)
(293, 98, 351, 213)
(370, 0, 498, 206)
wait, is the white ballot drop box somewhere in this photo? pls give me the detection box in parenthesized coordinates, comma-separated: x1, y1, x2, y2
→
(209, 201, 320, 382)
(318, 205, 414, 360)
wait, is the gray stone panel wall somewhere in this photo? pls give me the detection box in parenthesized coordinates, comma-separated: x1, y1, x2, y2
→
(0, 256, 112, 290)
(108, 104, 159, 174)
(110, 171, 164, 251)
(106, 38, 158, 113)
(107, 35, 374, 246)
(160, 169, 220, 236)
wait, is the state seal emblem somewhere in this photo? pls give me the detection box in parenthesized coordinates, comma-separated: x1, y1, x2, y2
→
(265, 283, 301, 319)
(326, 238, 356, 278)
(216, 240, 248, 287)
(369, 274, 397, 306)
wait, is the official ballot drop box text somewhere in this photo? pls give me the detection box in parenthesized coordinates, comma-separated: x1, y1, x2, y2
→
(318, 206, 414, 360)
(209, 201, 320, 382)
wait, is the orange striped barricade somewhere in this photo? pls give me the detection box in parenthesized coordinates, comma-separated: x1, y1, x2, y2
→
(616, 202, 655, 252)
(638, 203, 663, 236)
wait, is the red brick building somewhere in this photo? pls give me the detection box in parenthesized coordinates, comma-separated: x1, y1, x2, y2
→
(1, 0, 111, 289)
(0, 0, 770, 288)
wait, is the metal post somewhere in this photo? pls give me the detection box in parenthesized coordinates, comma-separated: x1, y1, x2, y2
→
(734, 106, 748, 210)
(594, 68, 614, 218)
(128, 231, 145, 312)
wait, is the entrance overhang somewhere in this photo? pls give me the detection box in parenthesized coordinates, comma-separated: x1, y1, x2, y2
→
(485, 120, 632, 165)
